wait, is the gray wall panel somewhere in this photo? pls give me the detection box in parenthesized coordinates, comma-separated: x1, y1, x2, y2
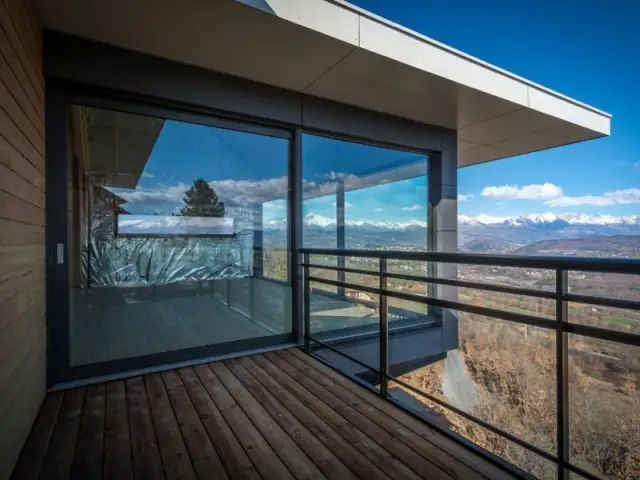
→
(43, 32, 303, 125)
(44, 32, 451, 154)
(302, 95, 443, 152)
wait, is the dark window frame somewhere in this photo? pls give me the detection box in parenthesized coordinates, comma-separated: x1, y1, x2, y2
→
(46, 80, 444, 388)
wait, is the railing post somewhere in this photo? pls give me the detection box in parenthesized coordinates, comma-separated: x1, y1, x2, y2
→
(556, 269, 569, 480)
(303, 253, 311, 353)
(379, 257, 389, 397)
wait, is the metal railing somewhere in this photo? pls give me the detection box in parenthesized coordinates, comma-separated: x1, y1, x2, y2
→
(300, 248, 640, 480)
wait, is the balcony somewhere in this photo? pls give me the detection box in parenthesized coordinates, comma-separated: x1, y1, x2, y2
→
(11, 348, 514, 480)
(301, 249, 640, 480)
(12, 249, 639, 480)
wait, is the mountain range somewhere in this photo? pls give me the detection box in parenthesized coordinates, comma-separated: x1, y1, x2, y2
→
(292, 212, 640, 230)
(264, 213, 640, 253)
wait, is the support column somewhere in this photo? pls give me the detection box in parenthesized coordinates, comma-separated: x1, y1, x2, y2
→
(290, 129, 303, 344)
(429, 130, 458, 351)
(253, 203, 264, 278)
(250, 203, 264, 321)
(336, 180, 345, 298)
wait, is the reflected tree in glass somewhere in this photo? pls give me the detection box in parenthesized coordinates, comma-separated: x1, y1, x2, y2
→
(179, 178, 225, 217)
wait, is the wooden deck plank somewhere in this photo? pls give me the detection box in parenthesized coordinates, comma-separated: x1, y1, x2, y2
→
(11, 349, 517, 480)
(289, 349, 514, 480)
(126, 377, 165, 480)
(231, 357, 363, 480)
(10, 391, 63, 480)
(242, 355, 393, 480)
(71, 383, 106, 480)
(254, 353, 420, 480)
(178, 367, 261, 480)
(282, 350, 486, 480)
(145, 373, 197, 480)
(269, 351, 448, 479)
(211, 360, 326, 480)
(103, 381, 133, 480)
(39, 388, 85, 480)
(193, 363, 295, 480)
(161, 370, 229, 480)
(270, 352, 454, 478)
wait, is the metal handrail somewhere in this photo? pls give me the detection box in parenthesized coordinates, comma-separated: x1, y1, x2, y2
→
(300, 248, 640, 480)
(301, 247, 640, 274)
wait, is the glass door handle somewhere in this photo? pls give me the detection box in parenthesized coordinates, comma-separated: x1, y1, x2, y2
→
(57, 243, 65, 265)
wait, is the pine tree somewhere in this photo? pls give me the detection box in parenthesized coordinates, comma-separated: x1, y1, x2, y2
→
(179, 178, 225, 217)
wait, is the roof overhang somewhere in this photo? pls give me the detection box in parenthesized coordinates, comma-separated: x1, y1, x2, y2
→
(35, 0, 611, 167)
(70, 105, 164, 189)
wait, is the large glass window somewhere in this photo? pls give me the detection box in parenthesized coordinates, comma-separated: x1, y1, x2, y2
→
(67, 106, 291, 366)
(301, 134, 431, 384)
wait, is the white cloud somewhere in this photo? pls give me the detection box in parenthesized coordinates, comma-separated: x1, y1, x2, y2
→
(401, 204, 422, 211)
(545, 188, 640, 207)
(332, 201, 353, 208)
(264, 202, 285, 210)
(458, 193, 473, 202)
(116, 182, 190, 205)
(481, 183, 563, 201)
(325, 171, 358, 182)
(373, 207, 384, 212)
(116, 177, 291, 207)
(141, 172, 154, 178)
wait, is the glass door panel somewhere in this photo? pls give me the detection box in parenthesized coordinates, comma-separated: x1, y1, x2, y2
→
(67, 105, 292, 367)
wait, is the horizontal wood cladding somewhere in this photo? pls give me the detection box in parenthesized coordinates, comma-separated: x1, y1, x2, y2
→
(0, 1, 45, 479)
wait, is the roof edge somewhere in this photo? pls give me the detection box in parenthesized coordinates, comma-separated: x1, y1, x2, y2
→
(328, 0, 611, 119)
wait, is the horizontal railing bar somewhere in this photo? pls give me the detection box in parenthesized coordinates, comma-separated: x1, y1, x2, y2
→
(308, 350, 538, 480)
(388, 375, 560, 464)
(308, 276, 558, 331)
(308, 276, 381, 297)
(309, 276, 640, 347)
(386, 271, 558, 300)
(309, 336, 558, 463)
(304, 263, 558, 300)
(565, 461, 602, 480)
(312, 320, 438, 348)
(304, 263, 379, 277)
(308, 336, 381, 373)
(387, 288, 559, 330)
(565, 292, 640, 311)
(309, 330, 557, 462)
(300, 248, 640, 274)
(565, 322, 640, 347)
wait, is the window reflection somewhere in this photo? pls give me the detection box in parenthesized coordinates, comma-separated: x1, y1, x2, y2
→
(68, 106, 292, 366)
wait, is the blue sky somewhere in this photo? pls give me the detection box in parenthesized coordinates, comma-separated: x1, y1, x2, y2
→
(113, 0, 639, 223)
(350, 0, 640, 219)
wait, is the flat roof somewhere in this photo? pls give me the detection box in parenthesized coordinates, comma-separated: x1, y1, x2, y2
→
(36, 0, 611, 167)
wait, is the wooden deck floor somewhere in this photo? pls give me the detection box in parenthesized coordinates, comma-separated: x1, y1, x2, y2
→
(11, 349, 516, 480)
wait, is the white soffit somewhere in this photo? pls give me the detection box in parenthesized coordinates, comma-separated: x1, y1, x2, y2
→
(35, 0, 611, 166)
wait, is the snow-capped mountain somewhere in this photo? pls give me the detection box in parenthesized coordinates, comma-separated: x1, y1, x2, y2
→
(297, 213, 427, 230)
(262, 212, 640, 252)
(458, 213, 640, 227)
(293, 212, 640, 231)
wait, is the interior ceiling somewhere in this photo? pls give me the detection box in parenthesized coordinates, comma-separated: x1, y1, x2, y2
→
(36, 0, 610, 167)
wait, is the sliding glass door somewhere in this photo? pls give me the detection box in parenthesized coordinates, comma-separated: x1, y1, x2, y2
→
(50, 97, 294, 383)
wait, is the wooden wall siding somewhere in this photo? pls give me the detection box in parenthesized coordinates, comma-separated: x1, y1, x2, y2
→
(0, 1, 45, 479)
